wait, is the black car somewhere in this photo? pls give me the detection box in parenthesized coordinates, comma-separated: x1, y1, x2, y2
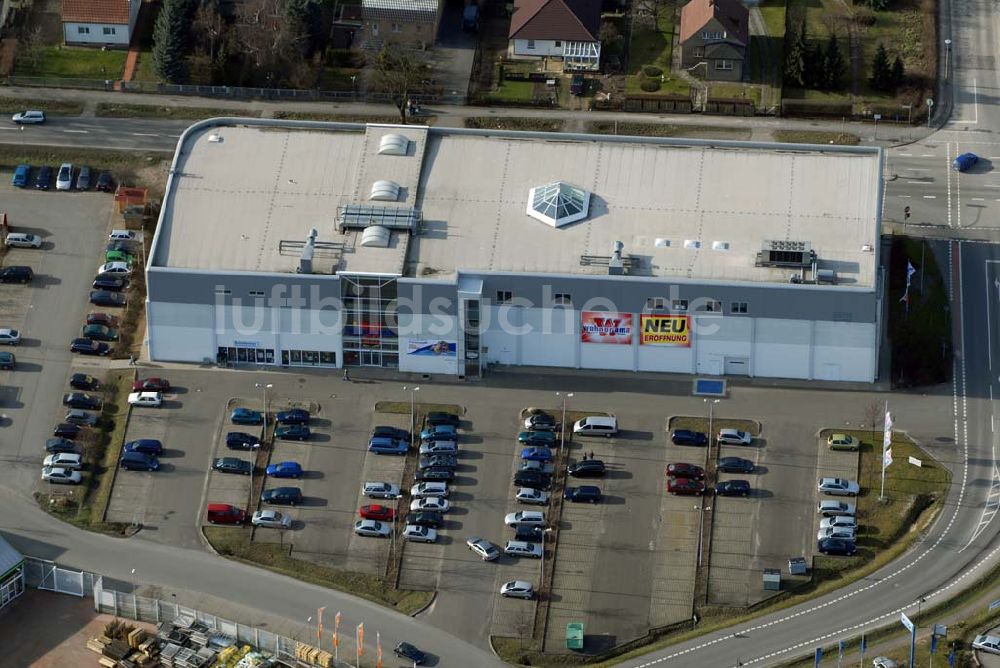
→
(53, 423, 81, 438)
(514, 525, 544, 542)
(570, 73, 586, 96)
(70, 338, 110, 356)
(35, 165, 52, 190)
(418, 454, 457, 470)
(672, 429, 708, 446)
(90, 290, 126, 307)
(63, 392, 101, 410)
(568, 459, 606, 477)
(0, 266, 33, 284)
(817, 537, 857, 556)
(525, 412, 557, 431)
(96, 170, 113, 192)
(92, 275, 126, 291)
(261, 486, 303, 505)
(373, 425, 410, 441)
(45, 438, 78, 454)
(76, 165, 91, 190)
(226, 432, 261, 450)
(276, 408, 310, 424)
(415, 466, 455, 482)
(275, 424, 310, 441)
(564, 485, 602, 503)
(718, 457, 755, 474)
(213, 457, 253, 475)
(405, 510, 444, 528)
(426, 411, 460, 427)
(394, 642, 426, 665)
(715, 480, 751, 497)
(69, 373, 99, 390)
(64, 409, 99, 426)
(513, 469, 551, 490)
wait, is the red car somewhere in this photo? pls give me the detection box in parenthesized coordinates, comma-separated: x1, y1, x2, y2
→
(665, 463, 704, 480)
(359, 504, 395, 521)
(133, 377, 170, 392)
(87, 312, 119, 328)
(667, 477, 705, 496)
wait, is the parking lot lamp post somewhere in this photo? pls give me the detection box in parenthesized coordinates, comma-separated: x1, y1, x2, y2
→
(556, 392, 574, 450)
(705, 398, 720, 462)
(404, 385, 420, 437)
(255, 383, 273, 433)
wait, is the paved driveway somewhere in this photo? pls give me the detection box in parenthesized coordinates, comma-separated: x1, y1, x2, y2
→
(429, 1, 479, 101)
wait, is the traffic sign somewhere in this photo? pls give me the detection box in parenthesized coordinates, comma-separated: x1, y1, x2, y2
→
(989, 598, 1000, 611)
(901, 611, 914, 632)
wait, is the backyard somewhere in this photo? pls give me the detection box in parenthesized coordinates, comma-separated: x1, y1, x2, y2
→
(13, 45, 126, 79)
(625, 3, 689, 97)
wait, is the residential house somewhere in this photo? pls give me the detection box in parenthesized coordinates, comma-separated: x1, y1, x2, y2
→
(678, 0, 749, 82)
(508, 0, 601, 71)
(62, 0, 141, 48)
(359, 0, 443, 51)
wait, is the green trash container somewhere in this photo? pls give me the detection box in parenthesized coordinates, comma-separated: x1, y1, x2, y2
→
(566, 622, 584, 650)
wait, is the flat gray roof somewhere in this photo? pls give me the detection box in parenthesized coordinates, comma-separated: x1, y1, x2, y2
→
(153, 122, 882, 288)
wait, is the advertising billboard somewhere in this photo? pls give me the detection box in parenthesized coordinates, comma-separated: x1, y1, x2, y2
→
(580, 312, 633, 345)
(407, 339, 457, 356)
(640, 315, 691, 346)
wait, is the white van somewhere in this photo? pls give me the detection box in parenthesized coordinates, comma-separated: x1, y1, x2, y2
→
(573, 415, 618, 437)
(108, 230, 135, 241)
(5, 233, 42, 249)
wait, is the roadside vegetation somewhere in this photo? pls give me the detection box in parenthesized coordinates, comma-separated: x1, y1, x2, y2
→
(772, 130, 861, 144)
(14, 45, 126, 79)
(0, 97, 83, 116)
(464, 117, 565, 132)
(587, 121, 751, 140)
(890, 237, 950, 386)
(272, 111, 404, 124)
(95, 103, 258, 120)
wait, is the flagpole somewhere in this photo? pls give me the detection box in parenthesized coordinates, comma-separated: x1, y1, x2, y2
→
(880, 402, 887, 501)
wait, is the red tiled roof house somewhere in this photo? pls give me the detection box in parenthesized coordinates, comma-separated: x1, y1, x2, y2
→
(62, 0, 141, 48)
(508, 0, 601, 71)
(678, 0, 749, 82)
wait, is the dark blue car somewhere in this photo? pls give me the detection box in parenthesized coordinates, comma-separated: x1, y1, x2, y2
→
(715, 479, 751, 497)
(276, 424, 310, 441)
(230, 407, 263, 425)
(564, 485, 602, 503)
(276, 408, 310, 424)
(718, 457, 755, 474)
(124, 439, 164, 456)
(817, 537, 857, 556)
(953, 152, 979, 172)
(11, 164, 29, 188)
(35, 165, 52, 190)
(226, 432, 260, 450)
(671, 429, 708, 446)
(266, 461, 303, 478)
(520, 446, 553, 462)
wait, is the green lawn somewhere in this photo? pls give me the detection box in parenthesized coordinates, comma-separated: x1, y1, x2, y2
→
(14, 46, 126, 79)
(759, 0, 787, 37)
(773, 129, 860, 145)
(317, 66, 362, 91)
(586, 121, 752, 140)
(626, 7, 684, 96)
(131, 50, 157, 83)
(492, 79, 535, 102)
(95, 103, 260, 120)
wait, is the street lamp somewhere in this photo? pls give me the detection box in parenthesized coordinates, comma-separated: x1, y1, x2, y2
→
(255, 383, 273, 432)
(704, 398, 720, 462)
(944, 39, 952, 77)
(404, 386, 420, 437)
(556, 391, 574, 450)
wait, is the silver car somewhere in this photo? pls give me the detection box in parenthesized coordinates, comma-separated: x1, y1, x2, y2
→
(500, 580, 534, 599)
(466, 537, 500, 561)
(0, 328, 21, 345)
(818, 477, 860, 496)
(973, 634, 1000, 655)
(515, 487, 550, 505)
(362, 481, 400, 499)
(718, 428, 752, 445)
(252, 509, 292, 529)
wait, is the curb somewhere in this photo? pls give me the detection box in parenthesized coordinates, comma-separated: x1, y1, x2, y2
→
(99, 367, 138, 523)
(408, 589, 437, 617)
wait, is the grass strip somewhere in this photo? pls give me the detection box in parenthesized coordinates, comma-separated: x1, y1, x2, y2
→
(94, 103, 261, 120)
(0, 96, 84, 116)
(464, 117, 565, 132)
(272, 111, 404, 124)
(586, 121, 751, 140)
(772, 130, 861, 145)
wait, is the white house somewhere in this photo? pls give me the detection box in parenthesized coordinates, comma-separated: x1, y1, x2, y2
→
(62, 0, 141, 48)
(508, 0, 601, 71)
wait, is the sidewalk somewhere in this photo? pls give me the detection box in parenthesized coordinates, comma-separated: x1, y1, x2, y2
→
(6, 84, 932, 146)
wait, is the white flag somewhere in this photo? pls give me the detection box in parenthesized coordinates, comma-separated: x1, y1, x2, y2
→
(884, 447, 893, 468)
(883, 411, 893, 449)
(906, 261, 917, 286)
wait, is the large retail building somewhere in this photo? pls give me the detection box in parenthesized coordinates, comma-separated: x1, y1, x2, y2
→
(146, 120, 884, 382)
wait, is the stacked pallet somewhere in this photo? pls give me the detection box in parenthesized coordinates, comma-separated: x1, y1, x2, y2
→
(86, 622, 160, 667)
(294, 642, 334, 668)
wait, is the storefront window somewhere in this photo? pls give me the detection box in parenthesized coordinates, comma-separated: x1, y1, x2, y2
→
(320, 351, 337, 365)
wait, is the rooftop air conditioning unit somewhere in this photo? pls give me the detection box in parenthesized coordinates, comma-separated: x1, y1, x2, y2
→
(757, 240, 815, 268)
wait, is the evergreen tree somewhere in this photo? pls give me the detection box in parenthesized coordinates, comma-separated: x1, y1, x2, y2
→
(802, 41, 821, 88)
(152, 0, 189, 83)
(890, 55, 905, 91)
(822, 34, 845, 90)
(783, 19, 806, 87)
(869, 43, 891, 92)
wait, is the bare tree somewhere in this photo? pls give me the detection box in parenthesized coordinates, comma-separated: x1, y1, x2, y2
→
(863, 400, 883, 448)
(370, 46, 431, 124)
(192, 1, 226, 63)
(19, 26, 45, 71)
(232, 0, 307, 86)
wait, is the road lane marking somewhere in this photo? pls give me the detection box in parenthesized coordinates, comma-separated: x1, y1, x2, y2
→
(62, 129, 89, 134)
(947, 142, 953, 227)
(921, 154, 935, 157)
(906, 181, 926, 184)
(898, 152, 913, 156)
(923, 195, 937, 199)
(131, 133, 159, 137)
(899, 195, 912, 198)
(973, 197, 985, 201)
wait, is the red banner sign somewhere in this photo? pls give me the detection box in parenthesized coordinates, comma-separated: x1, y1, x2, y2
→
(581, 312, 633, 345)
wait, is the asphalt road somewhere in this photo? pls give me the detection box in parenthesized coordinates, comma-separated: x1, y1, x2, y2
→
(3, 116, 188, 152)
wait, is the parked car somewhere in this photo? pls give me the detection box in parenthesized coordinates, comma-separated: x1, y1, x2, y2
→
(92, 275, 126, 291)
(275, 424, 310, 441)
(666, 462, 704, 480)
(373, 426, 409, 441)
(261, 487, 303, 505)
(718, 429, 753, 445)
(230, 407, 263, 425)
(514, 525, 544, 542)
(276, 408, 310, 424)
(354, 519, 391, 537)
(519, 459, 548, 474)
(827, 434, 859, 451)
(69, 373, 99, 390)
(97, 261, 131, 276)
(109, 229, 134, 241)
(362, 481, 400, 499)
(123, 439, 163, 456)
(5, 233, 41, 248)
(715, 480, 751, 497)
(567, 459, 605, 477)
(514, 469, 551, 490)
(44, 452, 82, 470)
(411, 481, 449, 498)
(89, 291, 126, 307)
(425, 411, 460, 427)
(11, 164, 30, 188)
(63, 392, 101, 410)
(820, 515, 858, 530)
(76, 165, 91, 190)
(420, 424, 457, 441)
(406, 511, 444, 528)
(504, 541, 543, 558)
(70, 338, 109, 355)
(973, 635, 1000, 655)
(81, 324, 118, 342)
(818, 477, 860, 496)
(520, 446, 553, 462)
(127, 392, 162, 407)
(226, 432, 260, 450)
(872, 657, 899, 668)
(64, 409, 98, 426)
(133, 377, 170, 392)
(570, 73, 585, 95)
(0, 351, 14, 370)
(252, 509, 292, 529)
(120, 452, 159, 471)
(818, 500, 856, 517)
(410, 496, 450, 513)
(41, 466, 81, 485)
(418, 453, 457, 469)
(53, 423, 81, 439)
(817, 537, 857, 556)
(718, 457, 754, 473)
(419, 440, 457, 455)
(12, 110, 45, 124)
(266, 461, 303, 478)
(87, 313, 119, 328)
(500, 580, 534, 599)
(96, 170, 114, 192)
(953, 152, 979, 172)
(359, 504, 395, 521)
(504, 510, 545, 527)
(213, 457, 252, 475)
(415, 467, 455, 482)
(517, 430, 556, 446)
(0, 329, 20, 345)
(672, 429, 708, 446)
(206, 504, 245, 525)
(467, 536, 500, 561)
(45, 438, 78, 454)
(516, 487, 550, 505)
(393, 642, 426, 665)
(667, 477, 705, 496)
(56, 163, 73, 191)
(35, 166, 52, 190)
(402, 524, 438, 543)
(106, 249, 134, 264)
(817, 526, 857, 541)
(368, 437, 408, 455)
(564, 485, 602, 503)
(1, 266, 33, 284)
(524, 412, 557, 431)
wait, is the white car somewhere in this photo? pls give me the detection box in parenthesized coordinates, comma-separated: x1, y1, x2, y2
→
(818, 477, 860, 496)
(504, 541, 543, 558)
(504, 510, 545, 527)
(872, 658, 899, 668)
(56, 163, 73, 191)
(410, 496, 450, 513)
(354, 519, 391, 537)
(98, 261, 131, 275)
(818, 500, 856, 517)
(973, 634, 1000, 655)
(108, 230, 135, 241)
(128, 392, 163, 407)
(362, 481, 400, 499)
(819, 515, 858, 530)
(252, 509, 292, 529)
(12, 110, 45, 124)
(41, 466, 81, 485)
(410, 482, 449, 498)
(500, 580, 534, 599)
(466, 536, 500, 561)
(402, 524, 438, 543)
(5, 233, 42, 248)
(0, 328, 20, 345)
(718, 429, 753, 445)
(817, 526, 857, 541)
(516, 487, 550, 505)
(419, 440, 457, 455)
(43, 453, 82, 471)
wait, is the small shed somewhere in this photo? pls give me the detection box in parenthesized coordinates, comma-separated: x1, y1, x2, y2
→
(762, 568, 781, 591)
(0, 534, 25, 610)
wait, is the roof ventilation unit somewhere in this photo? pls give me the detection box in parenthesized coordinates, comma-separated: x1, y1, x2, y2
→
(756, 240, 815, 268)
(684, 239, 701, 250)
(654, 238, 671, 248)
(298, 228, 318, 274)
(360, 226, 391, 248)
(370, 180, 401, 201)
(712, 241, 730, 251)
(378, 134, 410, 156)
(608, 241, 625, 276)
